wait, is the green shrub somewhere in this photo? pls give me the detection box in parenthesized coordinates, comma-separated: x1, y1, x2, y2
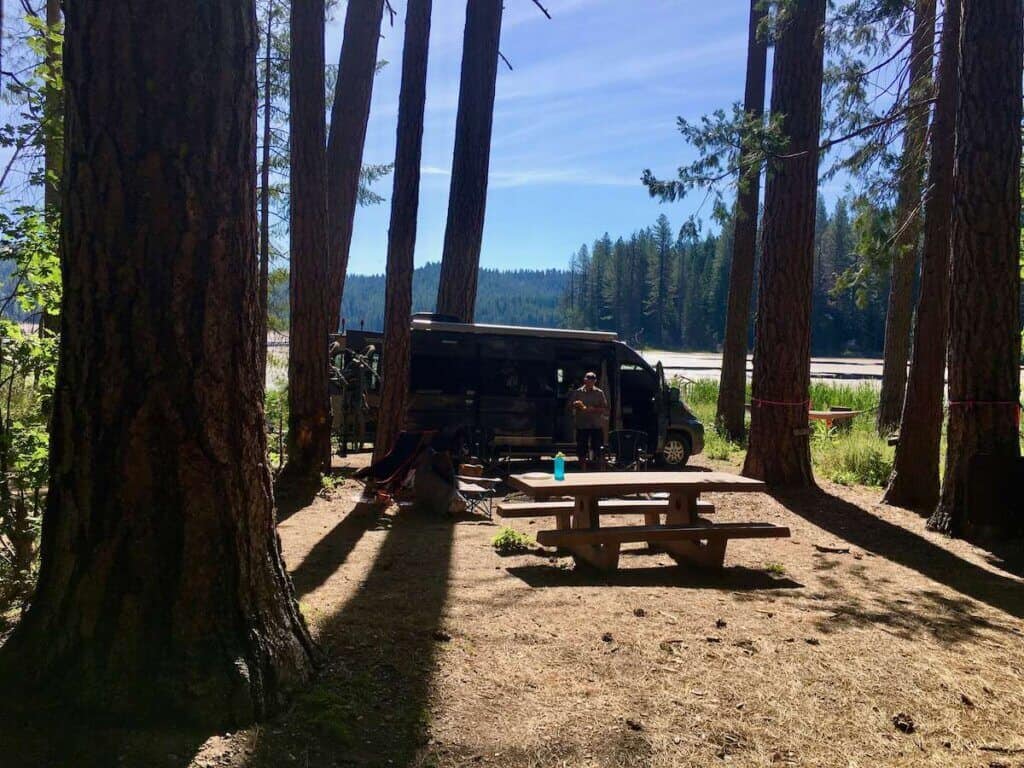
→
(491, 527, 535, 555)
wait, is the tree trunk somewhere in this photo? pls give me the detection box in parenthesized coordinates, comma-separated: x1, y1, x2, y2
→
(715, 0, 768, 441)
(741, 0, 826, 487)
(285, 0, 332, 478)
(884, 0, 960, 511)
(876, 0, 936, 435)
(258, 1, 274, 376)
(0, 0, 316, 726)
(435, 0, 503, 322)
(325, 0, 385, 334)
(374, 0, 432, 463)
(38, 0, 62, 337)
(928, 0, 1022, 537)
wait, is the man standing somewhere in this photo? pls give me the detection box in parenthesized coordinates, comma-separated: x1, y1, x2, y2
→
(570, 371, 609, 471)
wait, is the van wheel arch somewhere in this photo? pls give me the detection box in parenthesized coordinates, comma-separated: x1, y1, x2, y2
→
(659, 431, 692, 468)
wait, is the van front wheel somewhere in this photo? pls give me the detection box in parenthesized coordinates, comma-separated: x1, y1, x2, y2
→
(660, 433, 691, 467)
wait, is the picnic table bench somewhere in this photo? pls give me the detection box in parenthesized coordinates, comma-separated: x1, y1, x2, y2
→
(505, 471, 789, 571)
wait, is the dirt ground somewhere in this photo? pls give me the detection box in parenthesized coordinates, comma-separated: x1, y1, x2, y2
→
(4, 453, 1024, 767)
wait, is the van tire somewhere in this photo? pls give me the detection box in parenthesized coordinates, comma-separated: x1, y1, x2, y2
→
(659, 432, 691, 468)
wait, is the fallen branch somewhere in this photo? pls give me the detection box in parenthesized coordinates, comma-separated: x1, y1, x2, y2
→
(814, 544, 851, 554)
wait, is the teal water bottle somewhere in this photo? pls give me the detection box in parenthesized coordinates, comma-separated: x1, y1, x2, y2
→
(553, 452, 566, 481)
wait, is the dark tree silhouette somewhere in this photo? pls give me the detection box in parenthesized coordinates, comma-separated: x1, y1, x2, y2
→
(876, 0, 936, 435)
(929, 0, 1022, 537)
(742, 0, 826, 487)
(258, 0, 275, 374)
(884, 0, 960, 511)
(285, 0, 332, 477)
(0, 0, 316, 724)
(375, 0, 432, 461)
(716, 0, 768, 441)
(326, 0, 385, 334)
(436, 0, 503, 322)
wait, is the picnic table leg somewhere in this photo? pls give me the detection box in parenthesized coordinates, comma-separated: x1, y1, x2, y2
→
(664, 492, 697, 525)
(568, 495, 620, 571)
(660, 492, 727, 569)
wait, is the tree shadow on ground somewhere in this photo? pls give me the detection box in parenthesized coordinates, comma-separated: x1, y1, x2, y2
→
(506, 560, 802, 591)
(0, 712, 212, 767)
(290, 500, 387, 599)
(274, 474, 323, 524)
(772, 487, 1024, 621)
(243, 508, 455, 767)
(799, 557, 1013, 644)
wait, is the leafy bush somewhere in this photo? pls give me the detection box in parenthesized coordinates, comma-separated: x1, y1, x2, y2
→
(491, 527, 535, 555)
(1, 209, 60, 612)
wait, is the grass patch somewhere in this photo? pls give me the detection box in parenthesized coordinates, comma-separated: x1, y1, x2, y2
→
(676, 377, 895, 487)
(491, 527, 535, 555)
(764, 561, 786, 576)
(811, 420, 894, 486)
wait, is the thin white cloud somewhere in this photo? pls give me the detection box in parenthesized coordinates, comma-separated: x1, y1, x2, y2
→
(418, 164, 636, 189)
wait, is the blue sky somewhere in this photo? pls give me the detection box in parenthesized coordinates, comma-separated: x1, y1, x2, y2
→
(337, 0, 758, 276)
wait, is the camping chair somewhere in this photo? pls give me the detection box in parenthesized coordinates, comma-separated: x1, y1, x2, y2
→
(457, 462, 501, 519)
(606, 429, 649, 471)
(355, 430, 434, 494)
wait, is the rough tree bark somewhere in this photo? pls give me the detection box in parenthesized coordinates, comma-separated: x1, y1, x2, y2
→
(435, 0, 503, 322)
(326, 0, 385, 334)
(374, 0, 432, 462)
(0, 0, 316, 725)
(884, 0, 960, 511)
(258, 1, 274, 375)
(715, 0, 768, 441)
(285, 0, 332, 478)
(876, 0, 936, 435)
(928, 0, 1022, 537)
(741, 0, 826, 487)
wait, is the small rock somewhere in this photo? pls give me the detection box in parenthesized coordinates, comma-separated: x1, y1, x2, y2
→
(706, 636, 722, 643)
(736, 702, 745, 710)
(625, 718, 643, 731)
(715, 618, 727, 629)
(601, 632, 614, 642)
(960, 692, 974, 707)
(804, 637, 820, 646)
(892, 713, 915, 734)
(633, 608, 646, 618)
(432, 630, 452, 642)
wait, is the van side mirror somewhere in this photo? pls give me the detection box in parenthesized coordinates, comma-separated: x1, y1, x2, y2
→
(669, 386, 681, 404)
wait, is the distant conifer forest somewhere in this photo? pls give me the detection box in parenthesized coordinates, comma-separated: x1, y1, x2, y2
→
(338, 196, 889, 356)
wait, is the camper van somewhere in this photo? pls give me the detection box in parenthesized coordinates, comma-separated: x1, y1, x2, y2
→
(332, 314, 704, 466)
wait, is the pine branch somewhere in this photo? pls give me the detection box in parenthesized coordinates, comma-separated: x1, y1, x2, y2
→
(531, 0, 552, 19)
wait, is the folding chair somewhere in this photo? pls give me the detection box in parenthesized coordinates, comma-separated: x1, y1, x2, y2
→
(606, 429, 649, 471)
(457, 462, 501, 519)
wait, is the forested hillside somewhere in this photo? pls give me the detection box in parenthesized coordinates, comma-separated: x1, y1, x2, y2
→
(339, 261, 569, 330)
(565, 198, 886, 355)
(329, 196, 887, 354)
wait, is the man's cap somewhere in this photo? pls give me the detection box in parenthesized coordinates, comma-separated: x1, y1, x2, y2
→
(584, 371, 597, 380)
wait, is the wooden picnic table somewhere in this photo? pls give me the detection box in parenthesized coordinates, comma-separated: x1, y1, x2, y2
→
(506, 471, 787, 571)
